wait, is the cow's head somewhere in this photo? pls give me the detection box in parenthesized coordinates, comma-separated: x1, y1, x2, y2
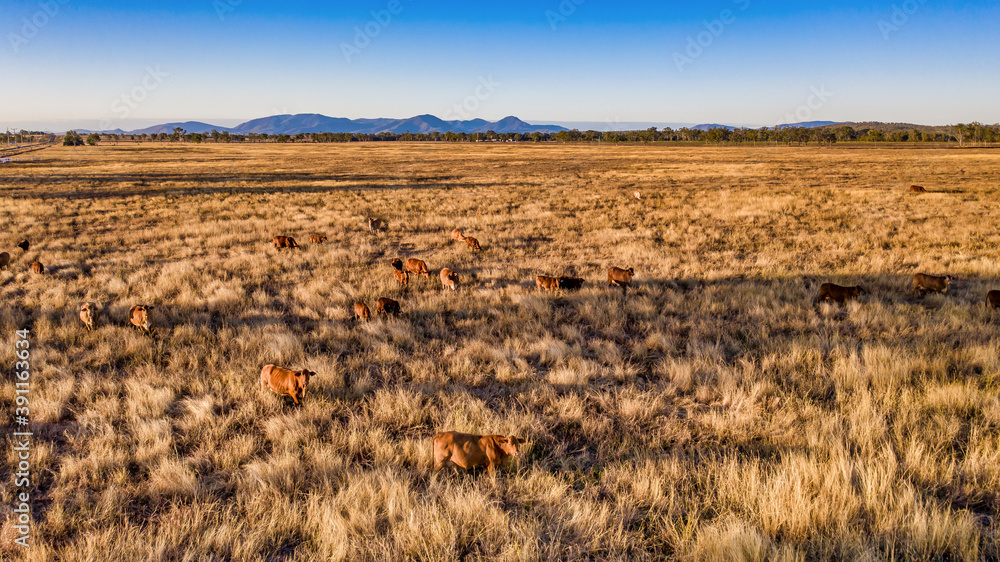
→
(391, 258, 403, 271)
(944, 276, 953, 286)
(295, 369, 316, 392)
(854, 286, 866, 296)
(497, 436, 523, 457)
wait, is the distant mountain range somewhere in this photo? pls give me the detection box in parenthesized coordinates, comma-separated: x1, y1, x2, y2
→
(79, 114, 568, 136)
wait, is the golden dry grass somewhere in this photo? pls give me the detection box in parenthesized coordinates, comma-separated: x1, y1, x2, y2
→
(2, 142, 1000, 560)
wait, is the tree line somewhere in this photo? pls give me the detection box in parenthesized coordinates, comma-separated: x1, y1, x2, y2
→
(64, 122, 999, 146)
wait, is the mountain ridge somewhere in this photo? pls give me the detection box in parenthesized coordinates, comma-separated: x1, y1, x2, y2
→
(80, 114, 568, 135)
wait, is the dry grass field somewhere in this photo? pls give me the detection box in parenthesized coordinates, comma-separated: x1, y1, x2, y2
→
(2, 141, 1000, 560)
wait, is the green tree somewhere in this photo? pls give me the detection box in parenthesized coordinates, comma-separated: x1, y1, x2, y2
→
(86, 133, 100, 145)
(63, 131, 84, 146)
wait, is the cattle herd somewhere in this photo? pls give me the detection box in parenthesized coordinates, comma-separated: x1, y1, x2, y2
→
(7, 206, 1000, 476)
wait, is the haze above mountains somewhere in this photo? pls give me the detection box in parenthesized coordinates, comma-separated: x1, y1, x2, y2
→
(76, 113, 845, 136)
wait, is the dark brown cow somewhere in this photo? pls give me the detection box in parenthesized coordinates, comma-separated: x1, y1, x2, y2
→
(272, 236, 299, 250)
(909, 185, 927, 193)
(987, 290, 1000, 309)
(608, 266, 634, 293)
(433, 431, 523, 476)
(393, 268, 409, 286)
(309, 234, 328, 244)
(405, 258, 431, 278)
(912, 273, 951, 294)
(376, 297, 401, 316)
(558, 276, 585, 290)
(0, 252, 9, 270)
(354, 302, 370, 321)
(390, 257, 404, 271)
(129, 305, 153, 333)
(464, 237, 482, 252)
(815, 283, 865, 303)
(30, 261, 44, 275)
(536, 275, 559, 291)
(260, 364, 316, 405)
(16, 239, 29, 251)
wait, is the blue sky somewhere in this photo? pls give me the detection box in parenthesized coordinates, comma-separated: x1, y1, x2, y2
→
(1, 0, 998, 131)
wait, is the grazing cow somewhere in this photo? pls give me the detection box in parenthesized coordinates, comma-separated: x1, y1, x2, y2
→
(375, 297, 401, 316)
(405, 258, 431, 278)
(260, 364, 316, 405)
(440, 268, 459, 290)
(451, 229, 465, 241)
(353, 301, 371, 321)
(30, 261, 44, 275)
(368, 217, 386, 234)
(16, 239, 29, 251)
(309, 234, 328, 244)
(558, 276, 585, 290)
(79, 302, 100, 331)
(393, 268, 409, 286)
(909, 185, 927, 193)
(129, 305, 153, 333)
(390, 257, 404, 271)
(912, 273, 951, 294)
(0, 252, 9, 270)
(272, 235, 299, 250)
(987, 290, 1000, 309)
(608, 266, 634, 293)
(535, 276, 559, 291)
(433, 431, 523, 476)
(536, 276, 560, 291)
(815, 283, 865, 304)
(464, 237, 482, 252)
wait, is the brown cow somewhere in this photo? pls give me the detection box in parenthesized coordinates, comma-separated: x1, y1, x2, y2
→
(0, 251, 9, 270)
(987, 290, 1000, 309)
(558, 276, 585, 290)
(912, 273, 951, 294)
(451, 229, 465, 241)
(909, 185, 927, 193)
(309, 234, 328, 244)
(260, 364, 316, 405)
(368, 217, 386, 233)
(129, 305, 153, 333)
(536, 275, 559, 291)
(354, 301, 371, 321)
(79, 302, 100, 331)
(30, 261, 44, 274)
(393, 268, 409, 286)
(405, 258, 431, 278)
(375, 297, 401, 316)
(440, 267, 459, 290)
(464, 237, 482, 252)
(16, 239, 29, 251)
(272, 235, 299, 250)
(815, 283, 865, 304)
(433, 431, 523, 476)
(608, 266, 634, 293)
(390, 257, 404, 271)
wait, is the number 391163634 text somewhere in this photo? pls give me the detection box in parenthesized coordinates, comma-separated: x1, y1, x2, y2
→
(13, 328, 32, 548)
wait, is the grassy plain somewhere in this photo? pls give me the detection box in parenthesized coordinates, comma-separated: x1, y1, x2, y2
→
(1, 142, 999, 560)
